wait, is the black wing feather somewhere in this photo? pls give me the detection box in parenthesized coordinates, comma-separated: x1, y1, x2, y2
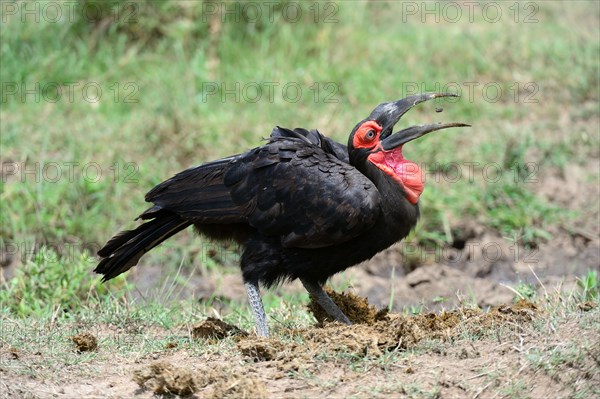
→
(144, 157, 246, 222)
(223, 137, 380, 248)
(270, 126, 349, 163)
(131, 128, 379, 249)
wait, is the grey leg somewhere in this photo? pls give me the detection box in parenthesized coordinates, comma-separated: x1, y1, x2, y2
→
(301, 279, 352, 325)
(244, 282, 269, 337)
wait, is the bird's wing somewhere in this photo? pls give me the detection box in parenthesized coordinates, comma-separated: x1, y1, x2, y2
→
(142, 157, 247, 222)
(142, 135, 379, 248)
(270, 126, 349, 163)
(223, 137, 381, 248)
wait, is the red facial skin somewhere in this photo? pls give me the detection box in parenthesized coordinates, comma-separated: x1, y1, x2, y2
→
(353, 121, 424, 205)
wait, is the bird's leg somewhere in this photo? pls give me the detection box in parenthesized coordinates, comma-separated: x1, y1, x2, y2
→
(301, 279, 352, 325)
(244, 281, 270, 337)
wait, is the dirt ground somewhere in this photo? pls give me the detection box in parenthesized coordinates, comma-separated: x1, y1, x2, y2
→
(1, 156, 598, 399)
(2, 296, 598, 399)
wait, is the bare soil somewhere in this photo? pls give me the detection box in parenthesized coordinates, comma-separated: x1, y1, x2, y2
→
(2, 296, 598, 399)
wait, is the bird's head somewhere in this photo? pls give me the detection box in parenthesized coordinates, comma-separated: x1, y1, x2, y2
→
(348, 93, 470, 204)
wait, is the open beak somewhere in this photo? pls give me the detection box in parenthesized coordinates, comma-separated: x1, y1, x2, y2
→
(371, 93, 470, 150)
(381, 121, 470, 150)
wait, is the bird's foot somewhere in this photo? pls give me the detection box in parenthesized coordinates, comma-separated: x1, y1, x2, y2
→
(244, 282, 270, 337)
(301, 278, 352, 325)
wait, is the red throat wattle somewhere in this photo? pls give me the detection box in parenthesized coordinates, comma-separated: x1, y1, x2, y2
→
(367, 147, 424, 204)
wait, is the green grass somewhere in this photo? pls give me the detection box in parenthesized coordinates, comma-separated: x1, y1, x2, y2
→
(0, 247, 120, 316)
(577, 270, 599, 301)
(1, 4, 598, 399)
(512, 281, 537, 302)
(1, 0, 598, 332)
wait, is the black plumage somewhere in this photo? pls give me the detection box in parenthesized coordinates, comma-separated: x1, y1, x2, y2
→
(96, 93, 469, 336)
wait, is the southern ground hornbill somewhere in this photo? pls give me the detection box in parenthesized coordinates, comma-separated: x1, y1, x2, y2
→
(96, 93, 469, 336)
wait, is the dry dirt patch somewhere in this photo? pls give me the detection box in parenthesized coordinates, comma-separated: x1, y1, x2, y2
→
(299, 295, 538, 355)
(133, 361, 197, 396)
(127, 294, 542, 397)
(2, 292, 597, 399)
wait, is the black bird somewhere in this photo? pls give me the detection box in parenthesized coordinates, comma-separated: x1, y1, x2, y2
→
(95, 93, 469, 336)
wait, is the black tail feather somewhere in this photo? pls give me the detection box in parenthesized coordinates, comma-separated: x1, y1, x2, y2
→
(95, 211, 191, 281)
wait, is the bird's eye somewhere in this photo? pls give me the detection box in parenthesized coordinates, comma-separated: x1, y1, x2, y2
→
(352, 120, 382, 149)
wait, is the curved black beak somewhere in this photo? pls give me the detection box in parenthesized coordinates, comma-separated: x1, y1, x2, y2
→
(368, 92, 470, 150)
(381, 122, 470, 150)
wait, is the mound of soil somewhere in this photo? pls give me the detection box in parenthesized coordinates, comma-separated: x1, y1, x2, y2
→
(301, 294, 539, 356)
(307, 288, 388, 325)
(238, 338, 284, 361)
(211, 376, 267, 399)
(133, 360, 268, 398)
(192, 291, 539, 360)
(133, 361, 196, 396)
(191, 316, 247, 341)
(70, 333, 98, 352)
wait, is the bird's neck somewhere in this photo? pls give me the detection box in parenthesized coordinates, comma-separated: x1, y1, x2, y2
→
(358, 159, 420, 237)
(365, 147, 424, 205)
